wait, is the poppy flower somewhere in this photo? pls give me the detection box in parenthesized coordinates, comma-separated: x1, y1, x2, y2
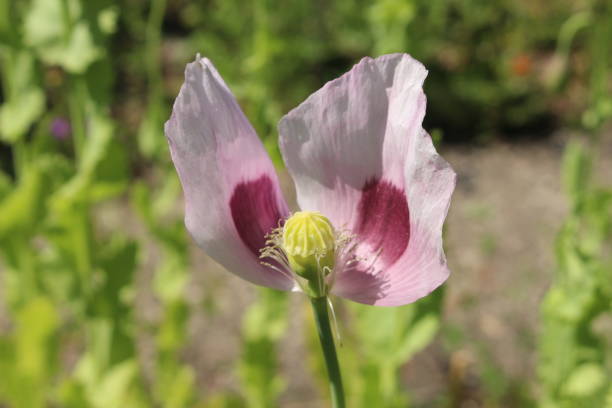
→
(165, 53, 455, 306)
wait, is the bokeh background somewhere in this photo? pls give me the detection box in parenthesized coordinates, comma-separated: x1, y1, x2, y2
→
(0, 0, 611, 407)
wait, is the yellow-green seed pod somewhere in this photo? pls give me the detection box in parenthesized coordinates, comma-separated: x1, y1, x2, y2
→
(282, 211, 335, 297)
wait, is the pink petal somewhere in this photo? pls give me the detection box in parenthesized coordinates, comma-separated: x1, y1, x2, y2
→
(166, 56, 293, 290)
(278, 54, 456, 305)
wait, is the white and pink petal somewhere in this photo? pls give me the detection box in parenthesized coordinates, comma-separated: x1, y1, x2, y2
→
(333, 130, 455, 306)
(279, 54, 456, 305)
(165, 56, 293, 290)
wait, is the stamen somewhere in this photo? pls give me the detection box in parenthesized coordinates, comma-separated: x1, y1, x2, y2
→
(333, 228, 383, 276)
(258, 215, 384, 294)
(259, 225, 293, 279)
(260, 261, 294, 281)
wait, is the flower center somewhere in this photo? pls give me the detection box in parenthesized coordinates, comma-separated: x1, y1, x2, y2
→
(259, 211, 354, 298)
(283, 211, 336, 283)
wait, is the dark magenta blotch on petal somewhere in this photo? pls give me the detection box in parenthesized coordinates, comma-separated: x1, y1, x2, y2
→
(230, 175, 284, 258)
(356, 179, 410, 266)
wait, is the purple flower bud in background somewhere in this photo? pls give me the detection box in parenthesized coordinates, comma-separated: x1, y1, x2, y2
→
(50, 117, 71, 141)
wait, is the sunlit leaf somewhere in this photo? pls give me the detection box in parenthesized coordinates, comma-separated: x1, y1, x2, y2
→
(562, 363, 606, 397)
(23, 0, 110, 73)
(0, 50, 45, 142)
(0, 297, 59, 408)
(0, 165, 45, 240)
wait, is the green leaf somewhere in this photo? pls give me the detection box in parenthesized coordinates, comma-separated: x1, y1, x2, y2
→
(92, 360, 139, 408)
(71, 354, 146, 408)
(0, 297, 59, 408)
(89, 239, 139, 365)
(15, 297, 59, 379)
(0, 165, 45, 240)
(23, 0, 103, 73)
(50, 113, 127, 213)
(562, 141, 591, 210)
(562, 363, 606, 397)
(81, 114, 128, 201)
(394, 313, 439, 364)
(155, 360, 197, 408)
(0, 50, 45, 143)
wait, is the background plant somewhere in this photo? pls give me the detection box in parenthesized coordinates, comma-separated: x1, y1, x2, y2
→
(0, 0, 610, 407)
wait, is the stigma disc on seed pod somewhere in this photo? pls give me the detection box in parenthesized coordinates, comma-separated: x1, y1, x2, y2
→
(282, 211, 335, 296)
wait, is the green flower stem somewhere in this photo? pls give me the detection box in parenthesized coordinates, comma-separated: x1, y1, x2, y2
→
(68, 75, 87, 161)
(310, 296, 345, 408)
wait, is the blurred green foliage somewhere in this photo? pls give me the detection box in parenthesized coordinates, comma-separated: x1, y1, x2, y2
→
(538, 141, 612, 407)
(344, 288, 444, 407)
(0, 0, 610, 407)
(168, 0, 611, 143)
(238, 289, 288, 408)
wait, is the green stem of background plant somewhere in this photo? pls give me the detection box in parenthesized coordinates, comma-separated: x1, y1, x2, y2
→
(310, 296, 345, 408)
(68, 75, 87, 162)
